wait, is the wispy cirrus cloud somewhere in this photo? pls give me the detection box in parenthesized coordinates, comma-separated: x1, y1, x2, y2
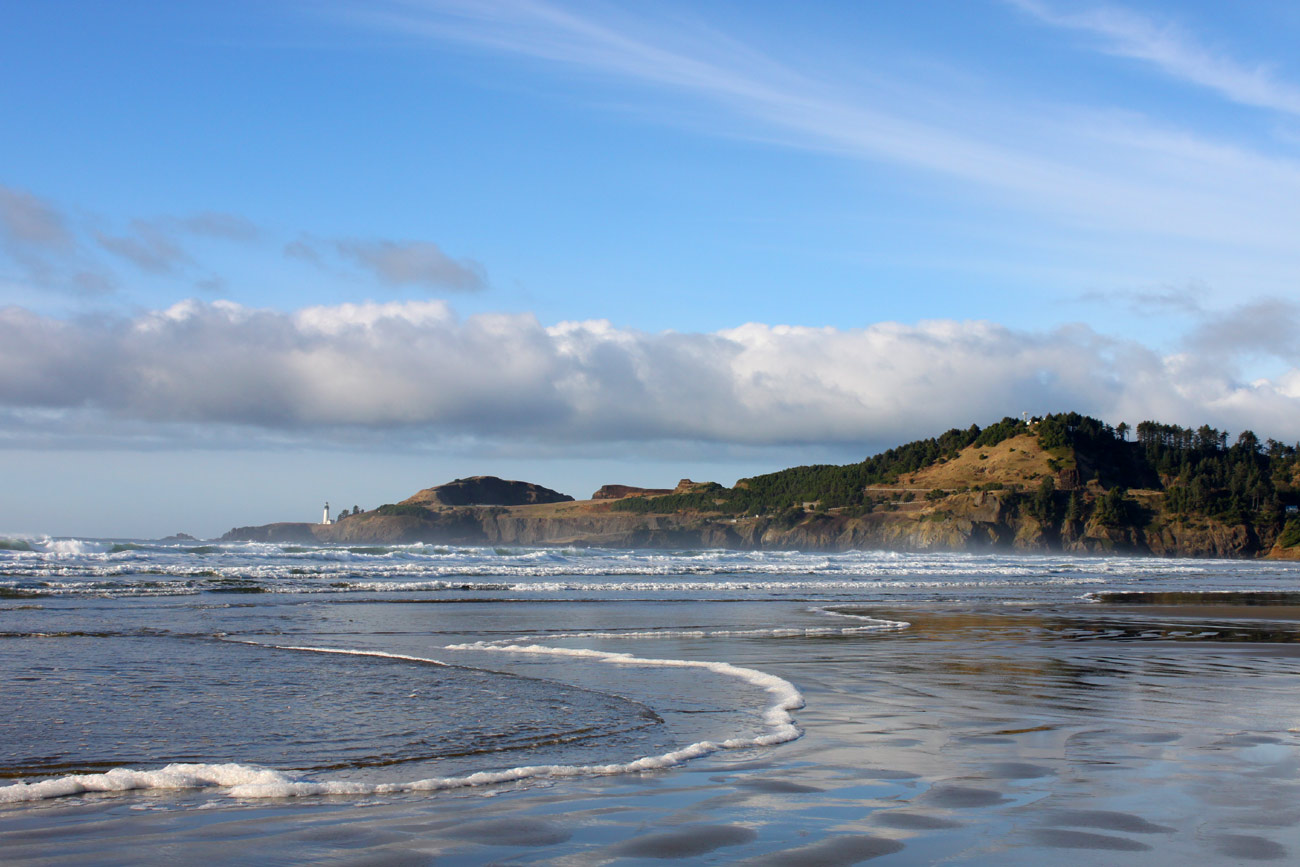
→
(341, 0, 1300, 292)
(352, 0, 1074, 197)
(1008, 0, 1300, 116)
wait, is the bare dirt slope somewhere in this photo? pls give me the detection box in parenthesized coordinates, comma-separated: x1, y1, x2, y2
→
(895, 433, 1058, 490)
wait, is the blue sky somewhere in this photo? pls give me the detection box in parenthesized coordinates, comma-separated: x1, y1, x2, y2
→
(4, 0, 1300, 536)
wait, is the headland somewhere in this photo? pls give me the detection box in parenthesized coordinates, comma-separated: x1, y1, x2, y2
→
(222, 413, 1300, 559)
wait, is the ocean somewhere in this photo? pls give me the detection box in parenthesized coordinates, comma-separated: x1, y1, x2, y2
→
(4, 540, 1300, 864)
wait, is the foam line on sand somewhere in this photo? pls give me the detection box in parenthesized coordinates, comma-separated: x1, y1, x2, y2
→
(1, 615, 906, 803)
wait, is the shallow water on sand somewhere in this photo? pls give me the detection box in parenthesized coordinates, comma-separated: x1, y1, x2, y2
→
(4, 545, 1300, 863)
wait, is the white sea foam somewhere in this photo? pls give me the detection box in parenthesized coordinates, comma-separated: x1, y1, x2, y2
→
(6, 540, 1250, 591)
(7, 539, 1260, 605)
(814, 606, 912, 630)
(238, 642, 450, 667)
(0, 572, 1120, 598)
(0, 763, 292, 804)
(1, 626, 813, 803)
(488, 609, 909, 643)
(442, 640, 805, 751)
(34, 538, 106, 556)
(220, 637, 809, 800)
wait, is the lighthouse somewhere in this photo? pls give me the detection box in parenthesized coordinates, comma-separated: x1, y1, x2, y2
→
(322, 502, 332, 525)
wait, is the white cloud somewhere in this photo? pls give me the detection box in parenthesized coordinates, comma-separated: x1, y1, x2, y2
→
(2, 299, 1299, 450)
(1183, 298, 1300, 365)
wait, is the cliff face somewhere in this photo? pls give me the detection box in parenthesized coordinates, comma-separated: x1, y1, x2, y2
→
(219, 425, 1293, 557)
(221, 491, 1270, 557)
(1132, 521, 1259, 558)
(752, 497, 1263, 557)
(591, 484, 674, 500)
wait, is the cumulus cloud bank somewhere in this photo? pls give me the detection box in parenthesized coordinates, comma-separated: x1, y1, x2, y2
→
(1, 299, 1298, 450)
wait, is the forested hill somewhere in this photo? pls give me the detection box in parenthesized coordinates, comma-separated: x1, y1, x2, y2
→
(1039, 414, 1299, 524)
(614, 415, 1032, 515)
(613, 412, 1300, 537)
(226, 412, 1300, 557)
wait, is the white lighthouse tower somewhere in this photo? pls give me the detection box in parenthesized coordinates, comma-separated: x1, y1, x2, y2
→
(321, 502, 332, 525)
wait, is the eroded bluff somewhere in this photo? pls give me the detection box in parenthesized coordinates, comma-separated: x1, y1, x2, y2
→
(223, 489, 1268, 557)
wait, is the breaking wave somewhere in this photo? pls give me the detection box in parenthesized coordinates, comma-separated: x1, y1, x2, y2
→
(2, 541, 1265, 599)
(0, 613, 906, 804)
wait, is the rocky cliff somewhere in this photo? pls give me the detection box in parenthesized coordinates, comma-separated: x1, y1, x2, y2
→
(220, 418, 1298, 558)
(591, 484, 674, 500)
(222, 490, 1271, 556)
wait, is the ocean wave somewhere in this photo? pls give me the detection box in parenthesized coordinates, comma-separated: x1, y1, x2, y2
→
(0, 627, 813, 804)
(0, 575, 1116, 599)
(4, 544, 1297, 602)
(33, 538, 108, 556)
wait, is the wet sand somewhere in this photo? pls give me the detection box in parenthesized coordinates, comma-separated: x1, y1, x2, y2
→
(5, 598, 1300, 864)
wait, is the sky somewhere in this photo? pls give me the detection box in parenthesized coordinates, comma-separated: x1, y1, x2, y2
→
(4, 0, 1300, 537)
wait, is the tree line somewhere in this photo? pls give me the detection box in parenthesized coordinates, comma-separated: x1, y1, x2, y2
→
(613, 416, 1030, 516)
(613, 411, 1300, 534)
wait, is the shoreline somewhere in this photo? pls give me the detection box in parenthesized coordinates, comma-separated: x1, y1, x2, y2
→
(5, 594, 1300, 863)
